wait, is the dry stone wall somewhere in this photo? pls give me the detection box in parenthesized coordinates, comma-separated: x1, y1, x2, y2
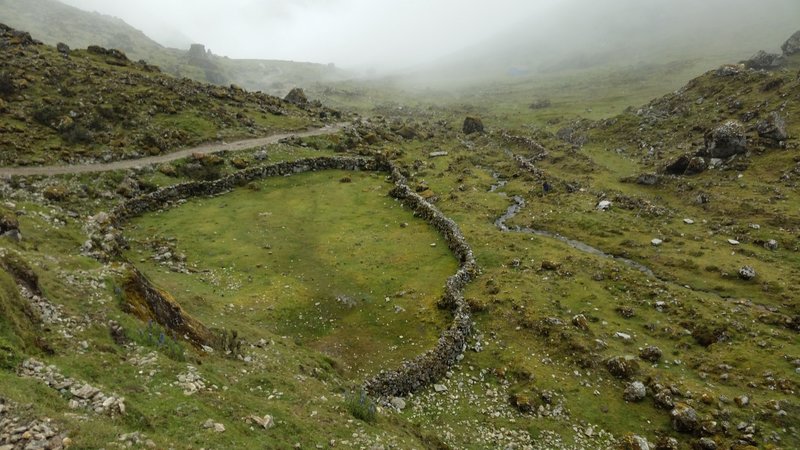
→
(91, 155, 477, 397)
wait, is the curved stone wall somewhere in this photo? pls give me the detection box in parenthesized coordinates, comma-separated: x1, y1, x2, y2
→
(91, 155, 477, 397)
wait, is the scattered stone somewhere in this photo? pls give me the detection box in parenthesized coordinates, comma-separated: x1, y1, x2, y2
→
(651, 238, 663, 246)
(619, 433, 650, 450)
(176, 366, 208, 395)
(572, 314, 589, 331)
(738, 266, 756, 280)
(18, 359, 125, 416)
(727, 239, 740, 245)
(390, 397, 406, 411)
(671, 403, 698, 433)
(639, 346, 662, 362)
(623, 381, 647, 402)
(433, 384, 448, 393)
(694, 437, 717, 450)
(735, 395, 750, 407)
(614, 332, 632, 341)
(462, 116, 484, 135)
(635, 173, 659, 185)
(683, 218, 694, 224)
(655, 436, 679, 450)
(596, 200, 612, 210)
(703, 120, 747, 159)
(202, 419, 225, 432)
(764, 239, 779, 251)
(253, 149, 268, 161)
(246, 414, 274, 430)
(429, 151, 448, 158)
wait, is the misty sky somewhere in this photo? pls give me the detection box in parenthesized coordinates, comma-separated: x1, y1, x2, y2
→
(60, 0, 554, 68)
(59, 0, 799, 71)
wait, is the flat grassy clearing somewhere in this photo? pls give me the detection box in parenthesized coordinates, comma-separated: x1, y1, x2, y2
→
(124, 169, 459, 377)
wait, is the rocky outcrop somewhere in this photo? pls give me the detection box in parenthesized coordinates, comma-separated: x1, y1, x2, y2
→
(122, 267, 214, 349)
(702, 120, 747, 158)
(284, 87, 308, 106)
(664, 154, 707, 176)
(781, 30, 800, 56)
(742, 50, 784, 70)
(462, 117, 484, 135)
(756, 112, 788, 142)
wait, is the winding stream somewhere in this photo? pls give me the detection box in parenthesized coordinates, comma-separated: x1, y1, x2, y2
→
(491, 176, 656, 277)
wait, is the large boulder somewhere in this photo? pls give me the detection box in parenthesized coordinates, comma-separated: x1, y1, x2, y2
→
(0, 210, 20, 240)
(781, 30, 800, 56)
(670, 403, 699, 433)
(742, 50, 784, 70)
(756, 112, 788, 142)
(703, 120, 747, 158)
(623, 381, 647, 402)
(462, 116, 484, 135)
(606, 355, 640, 379)
(664, 154, 706, 176)
(284, 87, 308, 106)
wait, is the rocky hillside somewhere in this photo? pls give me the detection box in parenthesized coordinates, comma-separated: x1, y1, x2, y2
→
(0, 0, 346, 92)
(0, 24, 338, 166)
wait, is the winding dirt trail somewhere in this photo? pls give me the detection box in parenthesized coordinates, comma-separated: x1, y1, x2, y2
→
(0, 123, 347, 177)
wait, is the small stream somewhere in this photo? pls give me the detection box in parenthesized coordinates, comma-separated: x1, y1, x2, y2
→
(490, 176, 656, 277)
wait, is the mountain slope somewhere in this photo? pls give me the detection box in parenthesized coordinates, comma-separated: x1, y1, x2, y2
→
(0, 24, 334, 166)
(0, 0, 346, 93)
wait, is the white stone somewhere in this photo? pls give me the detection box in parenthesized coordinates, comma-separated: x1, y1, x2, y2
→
(596, 200, 612, 211)
(614, 332, 632, 341)
(433, 384, 448, 393)
(728, 239, 740, 245)
(683, 218, 694, 224)
(651, 238, 663, 246)
(390, 397, 406, 411)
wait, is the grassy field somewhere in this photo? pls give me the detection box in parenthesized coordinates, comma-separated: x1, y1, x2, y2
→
(123, 170, 459, 377)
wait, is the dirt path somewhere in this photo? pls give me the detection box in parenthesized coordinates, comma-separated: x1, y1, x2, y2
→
(0, 123, 347, 177)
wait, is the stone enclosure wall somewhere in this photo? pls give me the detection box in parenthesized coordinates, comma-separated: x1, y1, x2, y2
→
(97, 155, 477, 397)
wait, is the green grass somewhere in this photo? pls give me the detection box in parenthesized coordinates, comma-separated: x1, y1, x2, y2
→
(123, 169, 459, 376)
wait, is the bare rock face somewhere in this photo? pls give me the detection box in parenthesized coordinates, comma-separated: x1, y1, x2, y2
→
(703, 120, 747, 158)
(284, 87, 308, 106)
(781, 30, 800, 56)
(462, 116, 484, 135)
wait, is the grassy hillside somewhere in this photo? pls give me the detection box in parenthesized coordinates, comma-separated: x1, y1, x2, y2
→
(0, 16, 798, 450)
(0, 24, 337, 166)
(0, 0, 347, 93)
